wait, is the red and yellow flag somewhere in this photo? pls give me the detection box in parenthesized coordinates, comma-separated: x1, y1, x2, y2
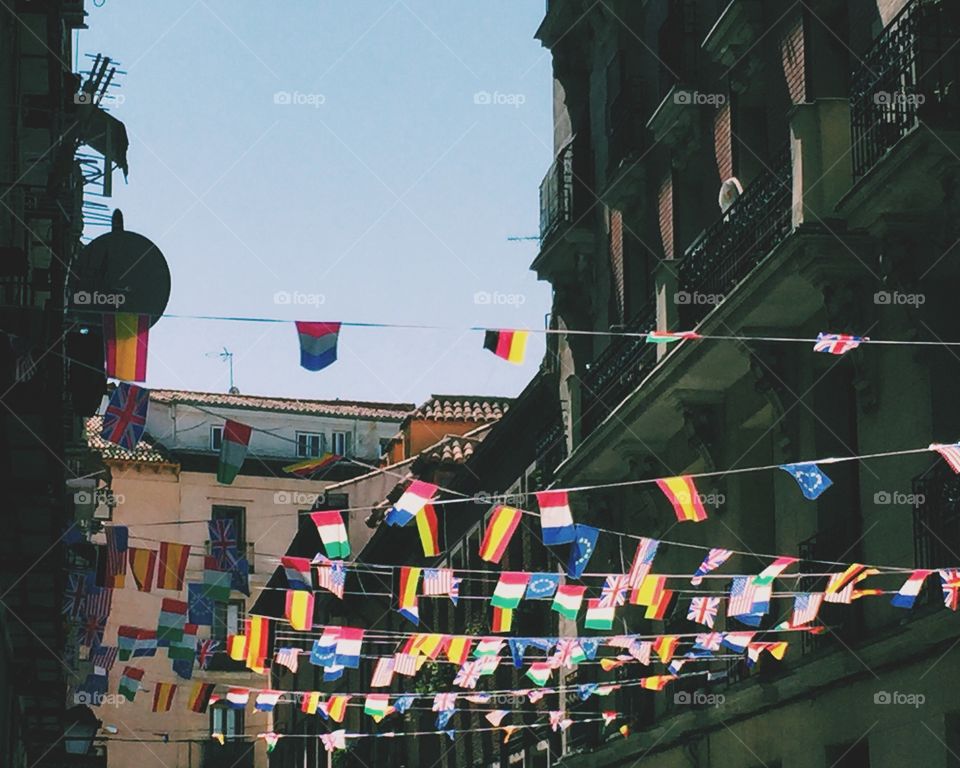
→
(483, 329, 528, 364)
(415, 504, 440, 557)
(446, 636, 471, 665)
(301, 691, 321, 715)
(187, 682, 215, 713)
(156, 542, 190, 590)
(245, 616, 270, 670)
(285, 590, 314, 632)
(151, 682, 177, 712)
(491, 606, 513, 633)
(227, 634, 248, 662)
(655, 476, 708, 522)
(128, 547, 156, 592)
(103, 313, 150, 382)
(478, 505, 522, 564)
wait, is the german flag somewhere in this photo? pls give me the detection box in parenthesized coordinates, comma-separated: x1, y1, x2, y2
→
(187, 682, 215, 713)
(103, 313, 150, 382)
(483, 329, 528, 364)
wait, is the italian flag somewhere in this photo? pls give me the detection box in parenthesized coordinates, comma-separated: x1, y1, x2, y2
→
(364, 693, 390, 722)
(584, 599, 615, 630)
(310, 510, 351, 559)
(645, 330, 701, 343)
(490, 572, 529, 609)
(525, 661, 552, 686)
(217, 420, 252, 485)
(551, 584, 586, 620)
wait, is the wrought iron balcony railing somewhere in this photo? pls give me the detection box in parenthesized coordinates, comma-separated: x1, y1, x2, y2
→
(579, 305, 657, 439)
(534, 414, 567, 481)
(850, 0, 960, 180)
(913, 464, 960, 570)
(539, 140, 578, 241)
(679, 146, 792, 326)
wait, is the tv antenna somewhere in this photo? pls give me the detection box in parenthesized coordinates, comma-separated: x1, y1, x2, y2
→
(507, 235, 540, 242)
(205, 347, 237, 393)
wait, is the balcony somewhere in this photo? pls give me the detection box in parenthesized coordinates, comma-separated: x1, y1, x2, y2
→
(204, 540, 255, 573)
(539, 140, 577, 241)
(850, 0, 960, 181)
(605, 77, 647, 202)
(678, 146, 792, 326)
(913, 464, 960, 569)
(534, 414, 567, 481)
(579, 305, 657, 439)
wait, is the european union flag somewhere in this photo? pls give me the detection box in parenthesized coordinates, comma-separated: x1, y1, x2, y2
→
(526, 572, 560, 599)
(780, 462, 833, 500)
(187, 583, 212, 626)
(230, 556, 250, 596)
(567, 524, 599, 578)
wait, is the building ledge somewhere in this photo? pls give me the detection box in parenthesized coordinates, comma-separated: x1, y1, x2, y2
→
(701, 0, 764, 68)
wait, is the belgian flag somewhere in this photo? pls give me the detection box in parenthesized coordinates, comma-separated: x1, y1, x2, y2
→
(483, 329, 528, 364)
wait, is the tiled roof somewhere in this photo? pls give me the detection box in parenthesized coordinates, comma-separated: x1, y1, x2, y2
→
(84, 416, 170, 463)
(413, 395, 510, 422)
(149, 389, 415, 420)
(420, 424, 492, 465)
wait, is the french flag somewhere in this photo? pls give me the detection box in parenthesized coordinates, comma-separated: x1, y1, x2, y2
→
(254, 691, 282, 712)
(891, 569, 932, 609)
(296, 321, 341, 371)
(535, 490, 575, 545)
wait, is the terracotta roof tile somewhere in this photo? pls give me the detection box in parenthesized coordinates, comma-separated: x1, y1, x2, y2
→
(413, 395, 510, 422)
(149, 389, 415, 420)
(84, 416, 170, 463)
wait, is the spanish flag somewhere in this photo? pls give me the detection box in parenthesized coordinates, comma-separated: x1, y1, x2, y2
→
(103, 313, 150, 382)
(644, 589, 674, 620)
(415, 504, 440, 557)
(187, 682, 215, 713)
(156, 541, 191, 591)
(245, 616, 270, 670)
(285, 590, 314, 632)
(446, 636, 471, 665)
(151, 682, 177, 712)
(483, 329, 528, 364)
(652, 635, 679, 664)
(321, 694, 350, 723)
(128, 547, 156, 592)
(478, 505, 522, 564)
(655, 476, 708, 523)
(301, 691, 321, 715)
(227, 634, 248, 662)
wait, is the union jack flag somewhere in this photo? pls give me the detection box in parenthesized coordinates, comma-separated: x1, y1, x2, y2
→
(432, 692, 457, 711)
(79, 614, 106, 648)
(930, 443, 960, 474)
(316, 559, 346, 599)
(83, 585, 113, 620)
(196, 639, 219, 670)
(687, 596, 720, 628)
(208, 520, 238, 570)
(552, 638, 580, 670)
(63, 572, 88, 619)
(101, 383, 149, 451)
(813, 332, 866, 355)
(939, 569, 960, 611)
(690, 548, 733, 585)
(599, 575, 630, 608)
(274, 647, 300, 674)
(453, 660, 481, 689)
(694, 632, 723, 652)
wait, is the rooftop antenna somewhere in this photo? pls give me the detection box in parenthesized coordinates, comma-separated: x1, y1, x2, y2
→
(506, 235, 540, 241)
(205, 347, 237, 394)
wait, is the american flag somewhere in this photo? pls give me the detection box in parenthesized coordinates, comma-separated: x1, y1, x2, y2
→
(316, 560, 346, 599)
(629, 639, 651, 665)
(728, 576, 758, 617)
(89, 645, 118, 671)
(423, 568, 456, 596)
(197, 639, 218, 670)
(453, 660, 481, 689)
(105, 525, 128, 581)
(83, 586, 113, 620)
(63, 573, 87, 619)
(449, 576, 461, 605)
(813, 332, 865, 355)
(370, 656, 394, 687)
(791, 592, 824, 626)
(627, 538, 660, 588)
(79, 615, 106, 648)
(599, 575, 629, 608)
(687, 596, 720, 628)
(939, 569, 960, 610)
(274, 647, 299, 674)
(101, 383, 149, 450)
(432, 692, 457, 711)
(931, 443, 960, 474)
(393, 652, 417, 676)
(208, 520, 238, 569)
(691, 548, 733, 585)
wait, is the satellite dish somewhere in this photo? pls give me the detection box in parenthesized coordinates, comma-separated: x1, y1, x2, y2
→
(68, 209, 171, 327)
(718, 177, 743, 213)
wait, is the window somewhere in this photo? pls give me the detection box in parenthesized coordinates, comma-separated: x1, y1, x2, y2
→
(827, 739, 870, 767)
(379, 437, 392, 458)
(210, 505, 251, 571)
(297, 431, 324, 458)
(213, 599, 245, 641)
(210, 703, 244, 738)
(210, 425, 223, 451)
(330, 430, 351, 456)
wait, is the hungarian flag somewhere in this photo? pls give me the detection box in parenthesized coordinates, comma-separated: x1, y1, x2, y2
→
(101, 383, 149, 450)
(310, 510, 350, 559)
(118, 666, 144, 702)
(103, 313, 150, 382)
(483, 329, 528, 364)
(217, 420, 252, 485)
(157, 598, 188, 645)
(490, 572, 529, 609)
(296, 321, 341, 371)
(551, 585, 585, 620)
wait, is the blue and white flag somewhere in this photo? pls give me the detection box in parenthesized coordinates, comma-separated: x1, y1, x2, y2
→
(780, 462, 833, 500)
(525, 573, 561, 600)
(567, 525, 599, 578)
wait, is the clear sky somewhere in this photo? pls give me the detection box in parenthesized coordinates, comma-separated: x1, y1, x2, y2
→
(78, 1, 553, 406)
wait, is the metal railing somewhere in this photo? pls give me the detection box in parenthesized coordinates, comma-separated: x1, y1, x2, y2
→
(579, 304, 658, 439)
(539, 141, 576, 241)
(913, 465, 960, 570)
(850, 0, 960, 179)
(534, 414, 568, 481)
(607, 77, 646, 175)
(679, 146, 792, 326)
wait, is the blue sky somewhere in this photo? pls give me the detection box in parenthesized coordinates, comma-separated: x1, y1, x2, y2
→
(78, 1, 553, 405)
